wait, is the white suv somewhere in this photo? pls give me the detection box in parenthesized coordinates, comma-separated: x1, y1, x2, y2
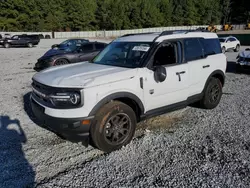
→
(219, 36, 241, 53)
(30, 30, 227, 152)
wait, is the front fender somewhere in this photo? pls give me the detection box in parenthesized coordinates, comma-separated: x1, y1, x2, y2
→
(89, 92, 145, 116)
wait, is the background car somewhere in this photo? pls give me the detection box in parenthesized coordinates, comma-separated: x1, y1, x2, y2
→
(219, 36, 240, 53)
(0, 35, 40, 48)
(236, 48, 250, 71)
(34, 41, 108, 71)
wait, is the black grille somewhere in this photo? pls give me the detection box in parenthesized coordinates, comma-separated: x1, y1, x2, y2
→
(239, 57, 250, 62)
(31, 80, 83, 109)
(31, 81, 58, 106)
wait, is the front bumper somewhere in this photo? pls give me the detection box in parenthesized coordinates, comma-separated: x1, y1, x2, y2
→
(236, 62, 250, 70)
(34, 60, 53, 71)
(30, 96, 93, 145)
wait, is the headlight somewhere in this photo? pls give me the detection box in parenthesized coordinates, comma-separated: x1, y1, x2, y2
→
(50, 92, 82, 108)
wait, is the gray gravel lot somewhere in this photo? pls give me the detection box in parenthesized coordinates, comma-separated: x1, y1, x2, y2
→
(1, 40, 250, 187)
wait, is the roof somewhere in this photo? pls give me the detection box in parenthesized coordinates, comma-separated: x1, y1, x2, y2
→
(114, 30, 218, 43)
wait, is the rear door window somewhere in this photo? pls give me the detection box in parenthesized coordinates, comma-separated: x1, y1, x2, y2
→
(184, 38, 204, 61)
(81, 44, 94, 52)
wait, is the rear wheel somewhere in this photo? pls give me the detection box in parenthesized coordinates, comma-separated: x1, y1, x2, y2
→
(199, 77, 222, 109)
(234, 44, 240, 52)
(54, 59, 69, 66)
(90, 101, 137, 153)
(27, 43, 33, 48)
(4, 43, 10, 48)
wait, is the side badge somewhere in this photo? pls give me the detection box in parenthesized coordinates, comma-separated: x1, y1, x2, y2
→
(149, 89, 154, 95)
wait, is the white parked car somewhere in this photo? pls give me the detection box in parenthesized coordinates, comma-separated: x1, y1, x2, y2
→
(219, 36, 240, 53)
(30, 30, 227, 152)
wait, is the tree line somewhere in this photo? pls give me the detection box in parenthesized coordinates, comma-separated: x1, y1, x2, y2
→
(0, 0, 249, 32)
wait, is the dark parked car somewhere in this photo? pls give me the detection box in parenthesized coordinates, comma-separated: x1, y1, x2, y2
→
(0, 35, 40, 48)
(34, 41, 108, 71)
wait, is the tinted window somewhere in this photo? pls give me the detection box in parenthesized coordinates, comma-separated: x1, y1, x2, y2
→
(154, 43, 177, 66)
(12, 35, 19, 39)
(184, 38, 203, 61)
(81, 44, 93, 51)
(229, 37, 236, 42)
(200, 38, 222, 56)
(95, 43, 105, 50)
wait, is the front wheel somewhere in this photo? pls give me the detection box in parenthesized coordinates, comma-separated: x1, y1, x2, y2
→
(199, 77, 223, 109)
(4, 43, 10, 48)
(90, 101, 137, 153)
(54, 59, 69, 66)
(27, 43, 33, 48)
(234, 45, 240, 52)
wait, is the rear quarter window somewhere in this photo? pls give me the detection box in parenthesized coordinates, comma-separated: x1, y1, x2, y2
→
(200, 38, 222, 56)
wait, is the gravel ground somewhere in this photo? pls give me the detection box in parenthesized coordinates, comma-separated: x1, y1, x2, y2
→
(1, 40, 250, 188)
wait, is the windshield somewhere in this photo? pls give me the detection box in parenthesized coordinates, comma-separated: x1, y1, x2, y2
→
(59, 40, 88, 52)
(219, 38, 226, 42)
(92, 42, 152, 68)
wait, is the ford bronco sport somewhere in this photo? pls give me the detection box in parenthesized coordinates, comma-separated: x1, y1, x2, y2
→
(30, 30, 226, 152)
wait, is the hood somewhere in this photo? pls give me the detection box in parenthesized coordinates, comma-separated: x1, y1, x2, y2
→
(239, 50, 250, 58)
(42, 48, 70, 58)
(32, 62, 136, 88)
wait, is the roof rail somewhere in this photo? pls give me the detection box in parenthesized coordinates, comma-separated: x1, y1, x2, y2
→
(120, 32, 160, 38)
(159, 29, 211, 36)
(119, 28, 212, 39)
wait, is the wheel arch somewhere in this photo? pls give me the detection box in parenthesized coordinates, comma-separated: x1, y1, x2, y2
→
(89, 92, 145, 122)
(203, 70, 225, 93)
(53, 57, 70, 65)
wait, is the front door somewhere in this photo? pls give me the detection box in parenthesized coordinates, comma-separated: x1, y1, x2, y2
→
(142, 41, 189, 112)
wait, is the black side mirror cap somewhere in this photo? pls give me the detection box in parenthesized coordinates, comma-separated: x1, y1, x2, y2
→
(154, 66, 167, 83)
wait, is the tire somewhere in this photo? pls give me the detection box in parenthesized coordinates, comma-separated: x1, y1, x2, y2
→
(27, 43, 33, 48)
(234, 44, 240, 52)
(199, 77, 223, 109)
(90, 101, 137, 153)
(4, 43, 10, 48)
(54, 59, 69, 66)
(222, 46, 226, 53)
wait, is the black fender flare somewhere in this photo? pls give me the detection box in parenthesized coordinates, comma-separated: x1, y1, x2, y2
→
(89, 92, 145, 116)
(202, 70, 225, 93)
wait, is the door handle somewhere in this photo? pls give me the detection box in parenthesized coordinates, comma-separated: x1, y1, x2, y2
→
(176, 71, 186, 82)
(203, 65, 210, 68)
(176, 71, 186, 75)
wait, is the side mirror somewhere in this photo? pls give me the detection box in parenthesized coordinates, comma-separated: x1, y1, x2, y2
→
(154, 66, 167, 83)
(227, 40, 230, 43)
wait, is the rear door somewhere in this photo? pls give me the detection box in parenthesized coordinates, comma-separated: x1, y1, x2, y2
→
(187, 38, 224, 96)
(78, 43, 95, 62)
(229, 37, 238, 49)
(18, 36, 28, 45)
(184, 38, 211, 96)
(226, 37, 235, 49)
